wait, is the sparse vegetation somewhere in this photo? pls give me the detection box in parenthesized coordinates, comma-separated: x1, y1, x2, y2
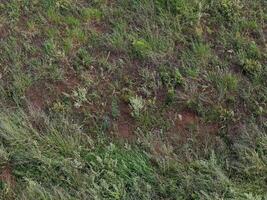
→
(0, 0, 266, 199)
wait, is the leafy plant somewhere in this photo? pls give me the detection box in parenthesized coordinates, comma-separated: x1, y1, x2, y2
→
(72, 88, 88, 108)
(129, 95, 145, 118)
(111, 98, 120, 119)
(82, 8, 102, 22)
(242, 59, 262, 75)
(132, 39, 152, 58)
(160, 66, 183, 88)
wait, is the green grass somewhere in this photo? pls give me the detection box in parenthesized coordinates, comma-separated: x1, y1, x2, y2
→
(0, 0, 266, 199)
(0, 111, 266, 199)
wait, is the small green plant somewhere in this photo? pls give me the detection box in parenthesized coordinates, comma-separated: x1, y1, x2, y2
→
(45, 63, 64, 80)
(47, 8, 62, 24)
(64, 16, 80, 27)
(192, 42, 212, 66)
(139, 68, 159, 97)
(111, 98, 120, 119)
(160, 66, 183, 89)
(166, 88, 176, 105)
(63, 37, 73, 54)
(73, 48, 93, 71)
(72, 87, 88, 108)
(129, 95, 145, 118)
(218, 0, 241, 22)
(219, 107, 235, 122)
(242, 59, 262, 75)
(51, 101, 69, 113)
(82, 8, 102, 22)
(108, 22, 128, 52)
(67, 27, 86, 43)
(155, 0, 201, 26)
(43, 39, 56, 55)
(185, 67, 199, 78)
(209, 69, 239, 99)
(132, 39, 152, 58)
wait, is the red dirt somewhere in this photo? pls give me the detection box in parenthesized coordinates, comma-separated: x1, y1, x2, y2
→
(26, 82, 50, 109)
(107, 0, 115, 6)
(90, 21, 109, 34)
(155, 88, 168, 104)
(0, 24, 9, 39)
(153, 141, 163, 155)
(175, 110, 199, 128)
(117, 122, 133, 138)
(115, 102, 135, 139)
(0, 165, 15, 187)
(167, 110, 220, 144)
(26, 73, 79, 110)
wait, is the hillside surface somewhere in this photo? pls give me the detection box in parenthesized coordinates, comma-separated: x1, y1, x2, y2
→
(0, 0, 266, 199)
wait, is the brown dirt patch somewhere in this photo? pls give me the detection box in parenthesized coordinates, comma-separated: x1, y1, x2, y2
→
(0, 24, 9, 39)
(32, 34, 44, 46)
(106, 0, 115, 6)
(89, 21, 109, 34)
(26, 73, 79, 110)
(26, 81, 50, 110)
(117, 122, 133, 139)
(155, 88, 168, 104)
(0, 165, 15, 187)
(114, 102, 135, 139)
(167, 110, 220, 144)
(175, 110, 199, 128)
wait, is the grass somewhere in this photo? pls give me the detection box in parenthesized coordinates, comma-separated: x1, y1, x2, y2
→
(0, 0, 266, 199)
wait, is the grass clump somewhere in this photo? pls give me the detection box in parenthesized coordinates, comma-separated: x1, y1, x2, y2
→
(0, 111, 266, 199)
(82, 8, 102, 22)
(129, 95, 145, 118)
(132, 39, 153, 59)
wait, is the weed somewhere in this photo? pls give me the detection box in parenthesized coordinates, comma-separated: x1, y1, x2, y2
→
(209, 69, 239, 100)
(111, 98, 120, 119)
(129, 95, 145, 118)
(160, 66, 183, 89)
(132, 39, 152, 59)
(72, 87, 88, 108)
(241, 58, 263, 75)
(82, 8, 102, 22)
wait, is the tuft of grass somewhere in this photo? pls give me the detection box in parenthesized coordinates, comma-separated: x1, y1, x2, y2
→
(0, 110, 266, 199)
